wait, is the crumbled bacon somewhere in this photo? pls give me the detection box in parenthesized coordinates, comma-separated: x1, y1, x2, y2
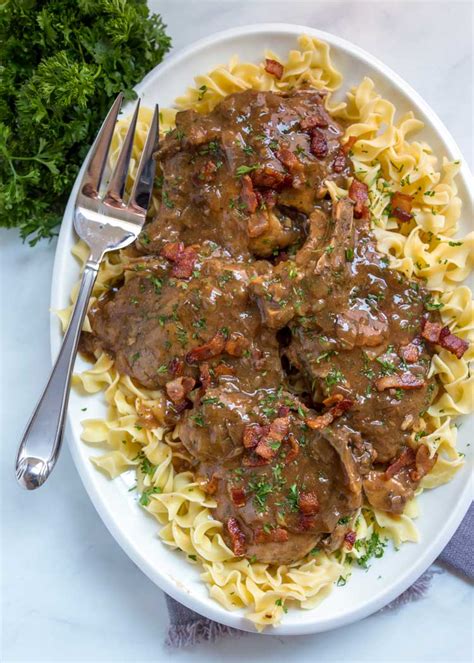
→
(160, 242, 197, 278)
(410, 444, 437, 482)
(297, 514, 317, 531)
(278, 405, 290, 417)
(344, 530, 357, 550)
(227, 517, 246, 556)
(391, 192, 413, 223)
(255, 527, 288, 544)
(341, 135, 358, 155)
(213, 363, 236, 377)
(225, 333, 249, 357)
(332, 149, 347, 173)
(399, 342, 420, 363)
(199, 363, 211, 392)
(375, 371, 425, 392)
(242, 424, 266, 449)
(230, 487, 246, 507)
(186, 331, 226, 363)
(385, 447, 416, 479)
(161, 242, 184, 262)
(421, 320, 468, 358)
(309, 128, 328, 159)
(264, 58, 284, 79)
(203, 474, 218, 495)
(300, 110, 329, 130)
(240, 175, 258, 213)
(168, 357, 184, 376)
(438, 326, 469, 359)
(305, 398, 353, 429)
(256, 188, 277, 209)
(285, 432, 300, 464)
(349, 179, 369, 219)
(299, 491, 320, 515)
(322, 393, 344, 407)
(247, 213, 269, 238)
(165, 376, 196, 404)
(276, 148, 304, 173)
(254, 416, 290, 460)
(254, 437, 278, 460)
(201, 159, 217, 181)
(251, 165, 287, 189)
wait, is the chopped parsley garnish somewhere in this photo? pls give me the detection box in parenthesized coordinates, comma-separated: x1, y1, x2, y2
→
(139, 486, 162, 506)
(248, 477, 273, 512)
(191, 413, 205, 427)
(345, 248, 354, 262)
(235, 163, 261, 177)
(149, 276, 163, 294)
(287, 483, 300, 511)
(354, 532, 387, 569)
(162, 190, 174, 209)
(376, 357, 397, 376)
(157, 365, 168, 374)
(197, 84, 207, 100)
(325, 369, 345, 387)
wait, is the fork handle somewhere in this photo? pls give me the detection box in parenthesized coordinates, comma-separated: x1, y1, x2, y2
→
(16, 259, 99, 490)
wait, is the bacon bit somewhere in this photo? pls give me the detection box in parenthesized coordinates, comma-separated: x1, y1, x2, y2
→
(161, 242, 184, 262)
(227, 517, 246, 556)
(285, 432, 300, 464)
(410, 444, 437, 482)
(278, 405, 290, 417)
(173, 400, 191, 414)
(391, 192, 413, 223)
(385, 447, 416, 480)
(201, 160, 217, 181)
(349, 179, 369, 219)
(247, 213, 269, 238)
(171, 246, 197, 278)
(165, 376, 196, 404)
(264, 58, 284, 79)
(225, 334, 249, 357)
(213, 363, 236, 377)
(300, 110, 329, 130)
(257, 188, 277, 209)
(230, 487, 246, 507)
(341, 135, 358, 155)
(168, 357, 184, 376)
(252, 347, 266, 370)
(251, 165, 287, 189)
(254, 416, 290, 460)
(203, 474, 218, 495)
(276, 148, 304, 173)
(332, 149, 347, 173)
(439, 326, 469, 359)
(299, 491, 320, 515)
(306, 398, 353, 429)
(375, 371, 425, 392)
(344, 530, 357, 550)
(310, 128, 328, 159)
(255, 527, 289, 544)
(186, 331, 226, 364)
(242, 424, 268, 449)
(274, 250, 289, 264)
(399, 342, 420, 363)
(322, 393, 344, 407)
(160, 242, 197, 278)
(240, 175, 258, 213)
(199, 363, 211, 392)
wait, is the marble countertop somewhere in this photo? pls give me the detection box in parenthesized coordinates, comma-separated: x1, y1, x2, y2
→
(1, 1, 472, 661)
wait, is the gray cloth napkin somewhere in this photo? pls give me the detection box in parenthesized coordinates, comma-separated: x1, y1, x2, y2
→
(165, 503, 473, 647)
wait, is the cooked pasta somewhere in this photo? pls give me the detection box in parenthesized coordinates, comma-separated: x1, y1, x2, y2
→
(61, 35, 472, 629)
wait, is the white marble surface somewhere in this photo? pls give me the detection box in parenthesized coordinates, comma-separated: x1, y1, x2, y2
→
(1, 1, 473, 661)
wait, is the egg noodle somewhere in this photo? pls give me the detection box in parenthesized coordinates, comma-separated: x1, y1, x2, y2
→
(58, 36, 473, 629)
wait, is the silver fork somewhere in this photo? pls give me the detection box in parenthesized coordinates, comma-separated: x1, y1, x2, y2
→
(15, 94, 159, 490)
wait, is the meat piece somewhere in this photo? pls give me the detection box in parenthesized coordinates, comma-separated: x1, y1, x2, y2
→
(300, 109, 329, 130)
(186, 331, 226, 363)
(230, 487, 246, 507)
(285, 432, 300, 463)
(344, 530, 356, 550)
(349, 179, 369, 219)
(240, 175, 258, 213)
(160, 242, 197, 278)
(375, 371, 425, 391)
(336, 309, 389, 349)
(384, 447, 416, 479)
(161, 242, 183, 262)
(305, 398, 353, 430)
(169, 357, 185, 376)
(341, 135, 358, 155)
(242, 424, 267, 449)
(227, 517, 246, 556)
(411, 444, 437, 481)
(332, 149, 347, 173)
(254, 416, 290, 459)
(251, 164, 287, 189)
(247, 213, 269, 237)
(276, 148, 304, 173)
(203, 474, 218, 495)
(199, 363, 211, 392)
(421, 319, 442, 343)
(225, 334, 250, 357)
(399, 342, 420, 363)
(201, 160, 218, 181)
(310, 128, 329, 158)
(264, 58, 284, 79)
(391, 192, 413, 223)
(299, 492, 320, 515)
(165, 376, 196, 404)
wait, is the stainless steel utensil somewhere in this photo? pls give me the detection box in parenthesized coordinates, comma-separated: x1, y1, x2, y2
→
(15, 94, 159, 490)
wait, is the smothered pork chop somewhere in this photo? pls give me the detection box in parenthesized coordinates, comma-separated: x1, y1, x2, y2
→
(81, 88, 467, 564)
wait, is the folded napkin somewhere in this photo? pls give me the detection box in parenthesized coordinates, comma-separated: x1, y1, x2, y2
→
(165, 503, 473, 647)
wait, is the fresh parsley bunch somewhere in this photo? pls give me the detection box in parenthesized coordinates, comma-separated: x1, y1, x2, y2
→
(0, 0, 171, 245)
